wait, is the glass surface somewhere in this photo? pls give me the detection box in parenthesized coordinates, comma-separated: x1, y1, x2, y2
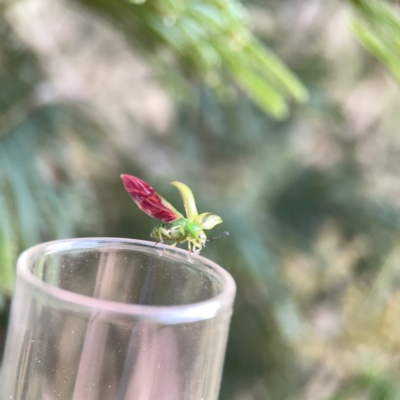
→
(0, 238, 236, 400)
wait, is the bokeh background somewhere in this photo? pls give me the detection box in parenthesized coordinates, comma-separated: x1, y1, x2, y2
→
(2, 0, 400, 398)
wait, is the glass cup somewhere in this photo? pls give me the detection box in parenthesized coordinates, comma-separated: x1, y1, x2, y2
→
(0, 238, 236, 400)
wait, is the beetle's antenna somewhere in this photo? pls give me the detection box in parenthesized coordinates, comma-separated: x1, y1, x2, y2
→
(207, 231, 229, 242)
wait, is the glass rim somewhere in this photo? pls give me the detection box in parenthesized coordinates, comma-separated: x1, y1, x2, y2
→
(16, 237, 236, 324)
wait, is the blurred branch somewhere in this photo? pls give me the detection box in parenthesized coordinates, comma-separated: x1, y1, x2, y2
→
(349, 0, 400, 83)
(75, 0, 308, 119)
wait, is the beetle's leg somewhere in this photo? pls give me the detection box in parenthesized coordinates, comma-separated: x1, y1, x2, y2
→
(159, 227, 172, 239)
(167, 226, 179, 240)
(156, 228, 172, 255)
(193, 239, 203, 254)
(165, 223, 183, 237)
(154, 233, 162, 247)
(193, 242, 201, 254)
(160, 240, 178, 256)
(154, 234, 164, 247)
(189, 240, 199, 254)
(170, 225, 185, 242)
(154, 230, 163, 246)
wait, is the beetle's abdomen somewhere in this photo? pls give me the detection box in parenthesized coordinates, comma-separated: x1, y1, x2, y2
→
(150, 220, 188, 242)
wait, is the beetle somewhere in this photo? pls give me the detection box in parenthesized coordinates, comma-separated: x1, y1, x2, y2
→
(121, 174, 227, 253)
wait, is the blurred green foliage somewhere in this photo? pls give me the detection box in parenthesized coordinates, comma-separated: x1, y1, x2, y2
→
(77, 0, 308, 118)
(350, 0, 400, 83)
(2, 0, 400, 398)
(0, 19, 100, 304)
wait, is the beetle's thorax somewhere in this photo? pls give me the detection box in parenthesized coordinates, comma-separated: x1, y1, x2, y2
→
(186, 221, 201, 236)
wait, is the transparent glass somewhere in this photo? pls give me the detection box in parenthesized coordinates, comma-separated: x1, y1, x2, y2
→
(0, 238, 236, 400)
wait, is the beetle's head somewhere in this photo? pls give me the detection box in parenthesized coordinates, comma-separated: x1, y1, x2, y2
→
(190, 226, 207, 249)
